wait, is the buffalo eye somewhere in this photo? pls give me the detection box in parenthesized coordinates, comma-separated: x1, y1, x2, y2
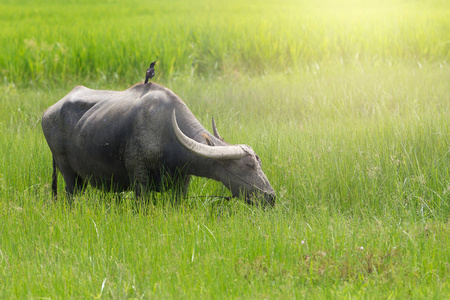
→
(246, 163, 256, 169)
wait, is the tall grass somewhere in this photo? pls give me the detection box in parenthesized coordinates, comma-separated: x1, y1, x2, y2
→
(1, 0, 450, 298)
(1, 0, 449, 87)
(177, 62, 450, 218)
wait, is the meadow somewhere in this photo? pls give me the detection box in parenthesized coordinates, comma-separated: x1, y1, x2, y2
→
(1, 0, 449, 298)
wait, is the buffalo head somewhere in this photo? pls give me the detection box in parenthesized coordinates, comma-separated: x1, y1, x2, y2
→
(172, 110, 276, 206)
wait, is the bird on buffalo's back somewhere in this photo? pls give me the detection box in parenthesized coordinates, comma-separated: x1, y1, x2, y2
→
(145, 61, 157, 84)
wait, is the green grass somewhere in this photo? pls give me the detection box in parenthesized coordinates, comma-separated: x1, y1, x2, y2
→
(1, 0, 450, 298)
(1, 0, 449, 87)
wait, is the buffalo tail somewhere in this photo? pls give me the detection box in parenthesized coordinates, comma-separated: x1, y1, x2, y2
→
(52, 156, 58, 200)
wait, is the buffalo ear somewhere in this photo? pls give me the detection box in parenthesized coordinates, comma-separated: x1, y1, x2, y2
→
(202, 133, 215, 146)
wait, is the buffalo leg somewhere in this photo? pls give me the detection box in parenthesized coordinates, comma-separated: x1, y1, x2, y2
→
(133, 171, 156, 202)
(52, 157, 76, 202)
(171, 174, 191, 204)
(56, 161, 81, 204)
(182, 175, 191, 197)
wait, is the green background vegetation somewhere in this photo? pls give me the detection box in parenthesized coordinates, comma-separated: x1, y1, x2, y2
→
(1, 0, 449, 87)
(0, 0, 449, 298)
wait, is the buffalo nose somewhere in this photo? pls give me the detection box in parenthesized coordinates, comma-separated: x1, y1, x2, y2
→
(263, 192, 276, 207)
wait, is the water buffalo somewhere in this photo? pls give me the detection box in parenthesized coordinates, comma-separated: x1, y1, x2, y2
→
(41, 82, 275, 206)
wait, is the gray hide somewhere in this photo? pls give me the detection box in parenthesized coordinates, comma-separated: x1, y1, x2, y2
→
(41, 82, 275, 206)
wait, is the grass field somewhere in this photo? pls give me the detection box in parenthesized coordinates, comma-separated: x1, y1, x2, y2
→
(1, 0, 450, 298)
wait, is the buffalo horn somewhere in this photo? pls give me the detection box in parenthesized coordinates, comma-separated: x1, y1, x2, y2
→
(171, 110, 246, 160)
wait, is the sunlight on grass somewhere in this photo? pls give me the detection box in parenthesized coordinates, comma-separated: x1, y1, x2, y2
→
(0, 0, 448, 87)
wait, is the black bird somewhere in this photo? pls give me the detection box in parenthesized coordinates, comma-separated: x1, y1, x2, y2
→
(145, 61, 157, 84)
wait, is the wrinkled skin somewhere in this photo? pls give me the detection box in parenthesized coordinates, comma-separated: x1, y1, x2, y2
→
(41, 82, 276, 206)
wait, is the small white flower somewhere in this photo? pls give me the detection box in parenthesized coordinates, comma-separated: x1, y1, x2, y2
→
(359, 246, 364, 250)
(301, 240, 306, 245)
